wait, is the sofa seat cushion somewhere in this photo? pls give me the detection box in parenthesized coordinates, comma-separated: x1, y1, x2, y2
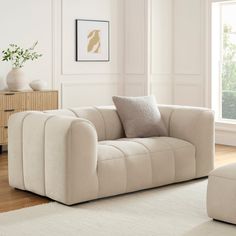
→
(97, 137, 196, 197)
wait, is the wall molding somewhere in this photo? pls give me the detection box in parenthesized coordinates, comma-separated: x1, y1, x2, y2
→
(216, 121, 236, 132)
(151, 74, 172, 81)
(151, 79, 172, 84)
(124, 81, 145, 86)
(205, 0, 212, 108)
(124, 74, 148, 83)
(216, 122, 236, 146)
(125, 73, 146, 76)
(216, 130, 236, 146)
(51, 0, 56, 90)
(50, 0, 125, 108)
(124, 0, 147, 75)
(54, 0, 209, 110)
(149, 0, 173, 103)
(174, 73, 202, 76)
(60, 0, 123, 76)
(123, 0, 149, 96)
(151, 73, 172, 76)
(174, 83, 202, 88)
(61, 81, 119, 108)
(60, 80, 119, 86)
(173, 0, 202, 75)
(59, 73, 121, 79)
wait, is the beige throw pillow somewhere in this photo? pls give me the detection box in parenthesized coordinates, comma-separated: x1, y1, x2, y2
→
(112, 95, 167, 138)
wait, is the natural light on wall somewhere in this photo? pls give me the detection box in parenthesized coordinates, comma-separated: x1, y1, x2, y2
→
(212, 1, 236, 122)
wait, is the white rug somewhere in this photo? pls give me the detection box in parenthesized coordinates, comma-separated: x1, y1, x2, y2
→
(0, 179, 235, 236)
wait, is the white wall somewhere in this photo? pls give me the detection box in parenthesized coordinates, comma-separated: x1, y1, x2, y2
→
(60, 0, 124, 107)
(150, 0, 236, 146)
(0, 0, 54, 89)
(123, 0, 149, 97)
(0, 0, 124, 108)
(0, 0, 208, 109)
(173, 0, 207, 107)
(2, 0, 234, 145)
(150, 0, 173, 104)
(124, 0, 207, 107)
(149, 0, 208, 106)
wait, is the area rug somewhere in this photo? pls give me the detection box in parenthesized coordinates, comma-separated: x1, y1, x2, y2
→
(0, 179, 235, 236)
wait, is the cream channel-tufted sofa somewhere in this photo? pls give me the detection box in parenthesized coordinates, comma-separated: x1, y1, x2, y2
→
(8, 105, 214, 205)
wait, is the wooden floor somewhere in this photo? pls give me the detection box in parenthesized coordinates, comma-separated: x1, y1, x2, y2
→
(0, 152, 50, 213)
(0, 144, 236, 213)
(215, 145, 236, 167)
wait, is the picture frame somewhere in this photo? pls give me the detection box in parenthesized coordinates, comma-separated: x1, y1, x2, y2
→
(75, 19, 110, 62)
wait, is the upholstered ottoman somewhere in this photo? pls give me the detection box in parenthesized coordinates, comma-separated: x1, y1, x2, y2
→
(207, 163, 236, 224)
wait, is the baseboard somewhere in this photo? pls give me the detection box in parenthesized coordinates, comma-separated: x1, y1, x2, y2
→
(215, 130, 236, 146)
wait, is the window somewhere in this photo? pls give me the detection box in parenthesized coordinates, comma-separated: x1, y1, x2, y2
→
(212, 1, 236, 121)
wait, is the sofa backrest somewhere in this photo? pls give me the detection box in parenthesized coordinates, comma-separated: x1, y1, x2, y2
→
(45, 106, 125, 141)
(44, 105, 172, 141)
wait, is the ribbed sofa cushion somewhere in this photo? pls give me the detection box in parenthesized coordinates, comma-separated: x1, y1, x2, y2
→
(97, 137, 196, 198)
(71, 106, 125, 141)
(45, 106, 174, 142)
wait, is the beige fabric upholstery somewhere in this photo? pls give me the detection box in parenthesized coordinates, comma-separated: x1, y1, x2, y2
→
(112, 96, 167, 138)
(207, 163, 236, 224)
(72, 106, 125, 141)
(8, 105, 214, 205)
(159, 105, 215, 177)
(98, 137, 195, 197)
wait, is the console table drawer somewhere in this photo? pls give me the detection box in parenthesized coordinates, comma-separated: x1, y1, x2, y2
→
(26, 91, 58, 110)
(0, 109, 21, 127)
(0, 126, 8, 144)
(0, 93, 26, 110)
(0, 90, 58, 146)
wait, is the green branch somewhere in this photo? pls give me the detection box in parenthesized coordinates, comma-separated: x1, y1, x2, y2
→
(1, 41, 42, 68)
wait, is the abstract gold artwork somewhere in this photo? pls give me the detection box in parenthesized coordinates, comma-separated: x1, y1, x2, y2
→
(87, 30, 101, 53)
(76, 19, 109, 61)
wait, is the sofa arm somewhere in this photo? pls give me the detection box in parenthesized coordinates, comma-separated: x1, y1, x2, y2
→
(8, 112, 98, 205)
(159, 105, 215, 178)
(45, 115, 99, 204)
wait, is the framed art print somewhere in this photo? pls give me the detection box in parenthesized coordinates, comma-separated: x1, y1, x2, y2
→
(75, 19, 110, 62)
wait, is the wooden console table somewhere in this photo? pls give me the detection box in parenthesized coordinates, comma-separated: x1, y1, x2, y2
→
(0, 90, 58, 149)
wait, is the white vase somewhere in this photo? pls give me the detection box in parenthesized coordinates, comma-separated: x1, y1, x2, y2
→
(0, 77, 7, 91)
(29, 80, 48, 91)
(6, 68, 28, 91)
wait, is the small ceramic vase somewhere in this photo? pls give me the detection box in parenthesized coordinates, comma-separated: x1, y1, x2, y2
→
(29, 80, 48, 91)
(6, 68, 28, 91)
